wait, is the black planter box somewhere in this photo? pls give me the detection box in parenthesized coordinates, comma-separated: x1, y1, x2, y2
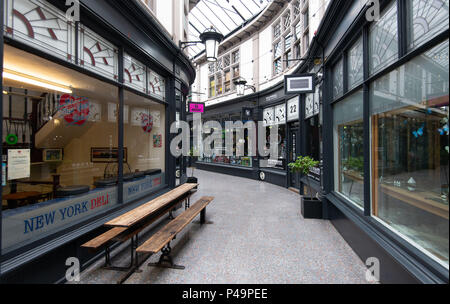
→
(301, 197, 323, 219)
(187, 176, 198, 189)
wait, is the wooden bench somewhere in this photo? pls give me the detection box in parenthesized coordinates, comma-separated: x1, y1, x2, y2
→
(136, 196, 214, 270)
(81, 185, 197, 272)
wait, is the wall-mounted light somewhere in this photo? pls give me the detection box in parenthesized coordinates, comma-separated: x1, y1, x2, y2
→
(3, 69, 72, 94)
(234, 77, 256, 96)
(180, 27, 224, 62)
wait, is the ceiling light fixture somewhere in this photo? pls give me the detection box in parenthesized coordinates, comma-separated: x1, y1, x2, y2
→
(3, 69, 72, 94)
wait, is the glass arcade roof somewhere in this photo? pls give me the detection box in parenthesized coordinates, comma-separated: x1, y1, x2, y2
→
(188, 0, 272, 58)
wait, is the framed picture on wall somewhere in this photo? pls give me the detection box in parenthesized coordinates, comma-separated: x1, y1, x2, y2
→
(91, 148, 128, 163)
(43, 149, 63, 162)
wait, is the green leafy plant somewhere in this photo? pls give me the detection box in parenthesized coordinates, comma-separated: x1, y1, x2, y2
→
(289, 156, 320, 199)
(344, 156, 364, 173)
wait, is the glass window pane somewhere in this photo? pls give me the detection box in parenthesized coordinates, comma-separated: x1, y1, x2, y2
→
(348, 37, 364, 89)
(333, 59, 344, 99)
(369, 2, 398, 76)
(408, 0, 449, 51)
(371, 40, 449, 266)
(333, 90, 364, 207)
(274, 41, 282, 58)
(124, 91, 166, 204)
(2, 46, 119, 253)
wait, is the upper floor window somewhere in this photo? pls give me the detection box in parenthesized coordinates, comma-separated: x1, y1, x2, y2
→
(293, 1, 301, 19)
(283, 13, 291, 31)
(208, 63, 215, 75)
(303, 8, 309, 29)
(274, 23, 282, 39)
(208, 48, 240, 98)
(232, 50, 240, 64)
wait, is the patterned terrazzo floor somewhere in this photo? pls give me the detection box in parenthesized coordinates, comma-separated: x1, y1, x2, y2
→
(74, 169, 370, 284)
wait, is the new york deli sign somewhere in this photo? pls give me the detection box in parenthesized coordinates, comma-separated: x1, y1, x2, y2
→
(2, 174, 164, 252)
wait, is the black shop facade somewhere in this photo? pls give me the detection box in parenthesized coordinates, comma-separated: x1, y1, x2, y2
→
(0, 0, 195, 283)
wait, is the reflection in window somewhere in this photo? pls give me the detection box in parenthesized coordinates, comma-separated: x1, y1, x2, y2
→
(348, 37, 364, 89)
(407, 0, 449, 51)
(2, 47, 119, 253)
(334, 90, 364, 207)
(124, 91, 166, 204)
(371, 40, 449, 265)
(333, 59, 344, 99)
(369, 2, 398, 76)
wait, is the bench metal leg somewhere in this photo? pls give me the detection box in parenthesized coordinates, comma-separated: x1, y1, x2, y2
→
(200, 208, 206, 225)
(148, 243, 185, 270)
(103, 235, 138, 272)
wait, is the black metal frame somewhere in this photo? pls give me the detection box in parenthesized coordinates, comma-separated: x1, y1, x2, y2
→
(0, 0, 196, 278)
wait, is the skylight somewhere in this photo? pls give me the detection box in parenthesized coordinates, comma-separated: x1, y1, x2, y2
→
(188, 0, 272, 58)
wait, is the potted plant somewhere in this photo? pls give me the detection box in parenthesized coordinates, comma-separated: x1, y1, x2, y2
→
(289, 156, 322, 219)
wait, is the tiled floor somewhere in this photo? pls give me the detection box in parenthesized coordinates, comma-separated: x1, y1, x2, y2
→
(74, 169, 370, 284)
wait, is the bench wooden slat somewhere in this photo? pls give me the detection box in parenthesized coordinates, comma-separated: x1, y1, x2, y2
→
(105, 183, 198, 228)
(113, 192, 194, 242)
(81, 227, 128, 250)
(136, 196, 214, 254)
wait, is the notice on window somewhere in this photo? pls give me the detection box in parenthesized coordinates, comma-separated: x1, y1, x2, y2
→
(8, 149, 31, 181)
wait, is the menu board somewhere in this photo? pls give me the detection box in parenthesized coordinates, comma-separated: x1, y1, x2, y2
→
(8, 149, 31, 180)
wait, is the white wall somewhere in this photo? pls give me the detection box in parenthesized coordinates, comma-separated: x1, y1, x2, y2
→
(240, 39, 254, 86)
(258, 26, 272, 87)
(156, 0, 173, 36)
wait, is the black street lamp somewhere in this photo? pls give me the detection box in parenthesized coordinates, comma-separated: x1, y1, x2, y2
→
(180, 27, 224, 62)
(234, 77, 256, 96)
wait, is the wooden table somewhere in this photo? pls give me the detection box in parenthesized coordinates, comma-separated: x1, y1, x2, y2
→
(105, 183, 198, 228)
(380, 184, 449, 219)
(2, 191, 44, 209)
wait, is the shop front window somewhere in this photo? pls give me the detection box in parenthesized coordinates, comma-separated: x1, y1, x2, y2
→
(333, 90, 364, 207)
(371, 40, 449, 266)
(2, 45, 119, 253)
(123, 91, 166, 204)
(198, 114, 254, 168)
(261, 125, 287, 170)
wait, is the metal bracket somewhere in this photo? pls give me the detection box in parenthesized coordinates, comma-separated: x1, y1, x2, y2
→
(148, 243, 185, 270)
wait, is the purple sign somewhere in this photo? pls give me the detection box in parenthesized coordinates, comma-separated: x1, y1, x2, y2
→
(189, 102, 205, 113)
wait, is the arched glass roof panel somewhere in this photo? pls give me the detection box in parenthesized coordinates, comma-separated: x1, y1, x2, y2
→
(188, 0, 272, 58)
